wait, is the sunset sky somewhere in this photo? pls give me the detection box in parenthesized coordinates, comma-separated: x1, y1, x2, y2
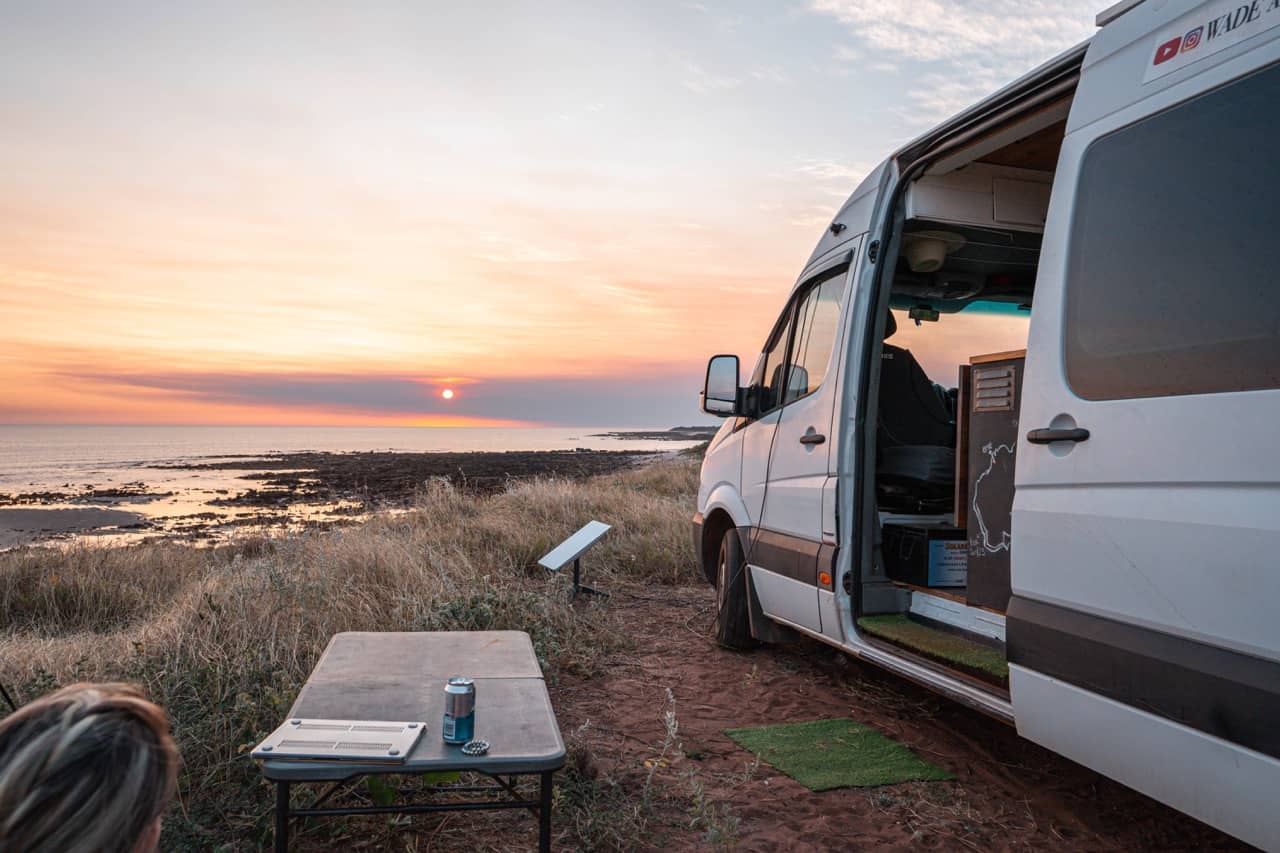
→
(2, 1, 1096, 427)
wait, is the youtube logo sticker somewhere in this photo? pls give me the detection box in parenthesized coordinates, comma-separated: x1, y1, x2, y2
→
(1153, 35, 1183, 65)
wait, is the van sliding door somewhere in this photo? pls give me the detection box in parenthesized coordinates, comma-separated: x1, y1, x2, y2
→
(1010, 40, 1280, 850)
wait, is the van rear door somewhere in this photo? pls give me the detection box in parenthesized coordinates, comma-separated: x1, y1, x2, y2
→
(1010, 4, 1280, 847)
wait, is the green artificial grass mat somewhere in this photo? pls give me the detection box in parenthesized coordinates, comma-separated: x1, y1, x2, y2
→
(723, 718, 952, 791)
(857, 614, 1009, 684)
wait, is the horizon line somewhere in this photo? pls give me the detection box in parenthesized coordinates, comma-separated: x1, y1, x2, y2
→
(0, 422, 704, 429)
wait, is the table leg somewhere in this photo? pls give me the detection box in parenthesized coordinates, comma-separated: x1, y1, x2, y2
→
(538, 771, 553, 852)
(275, 780, 290, 853)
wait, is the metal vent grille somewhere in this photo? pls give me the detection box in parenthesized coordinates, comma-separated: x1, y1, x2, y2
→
(333, 741, 394, 751)
(973, 366, 1015, 412)
(351, 724, 407, 733)
(252, 718, 426, 763)
(276, 739, 342, 750)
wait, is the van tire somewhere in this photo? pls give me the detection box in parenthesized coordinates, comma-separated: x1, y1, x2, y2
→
(715, 528, 756, 650)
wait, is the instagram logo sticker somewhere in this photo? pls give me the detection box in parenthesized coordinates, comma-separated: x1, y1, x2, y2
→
(1182, 26, 1204, 52)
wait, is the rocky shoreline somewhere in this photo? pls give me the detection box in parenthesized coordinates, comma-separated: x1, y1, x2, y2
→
(0, 448, 657, 548)
(157, 448, 655, 505)
(0, 482, 175, 507)
(590, 425, 717, 442)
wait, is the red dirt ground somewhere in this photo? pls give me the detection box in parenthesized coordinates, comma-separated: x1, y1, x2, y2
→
(548, 586, 1251, 852)
(296, 585, 1251, 851)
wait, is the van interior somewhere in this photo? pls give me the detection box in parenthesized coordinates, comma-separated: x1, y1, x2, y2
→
(857, 104, 1071, 694)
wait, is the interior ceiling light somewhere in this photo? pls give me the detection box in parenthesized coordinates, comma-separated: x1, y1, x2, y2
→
(902, 230, 966, 273)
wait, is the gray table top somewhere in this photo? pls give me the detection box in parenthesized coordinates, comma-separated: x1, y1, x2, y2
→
(260, 631, 565, 781)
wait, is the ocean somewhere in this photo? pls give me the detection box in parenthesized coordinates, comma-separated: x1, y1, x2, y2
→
(0, 425, 698, 492)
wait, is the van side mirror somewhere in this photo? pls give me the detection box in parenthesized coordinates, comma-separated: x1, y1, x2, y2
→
(786, 365, 809, 397)
(701, 354, 741, 417)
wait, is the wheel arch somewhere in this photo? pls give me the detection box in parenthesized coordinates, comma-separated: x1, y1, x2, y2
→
(699, 508, 736, 585)
(698, 482, 751, 585)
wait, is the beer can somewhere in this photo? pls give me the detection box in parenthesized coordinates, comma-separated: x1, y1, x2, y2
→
(442, 677, 475, 744)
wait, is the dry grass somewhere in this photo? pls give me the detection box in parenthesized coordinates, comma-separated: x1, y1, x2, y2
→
(0, 458, 702, 850)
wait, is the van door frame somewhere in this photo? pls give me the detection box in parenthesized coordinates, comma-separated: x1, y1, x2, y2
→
(829, 47, 1086, 719)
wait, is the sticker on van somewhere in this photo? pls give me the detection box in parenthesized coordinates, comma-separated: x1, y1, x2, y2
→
(1143, 0, 1280, 83)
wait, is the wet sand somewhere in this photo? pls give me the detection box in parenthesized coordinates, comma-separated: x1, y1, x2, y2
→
(0, 508, 148, 548)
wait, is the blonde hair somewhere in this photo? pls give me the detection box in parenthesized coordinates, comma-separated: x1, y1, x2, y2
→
(0, 682, 178, 853)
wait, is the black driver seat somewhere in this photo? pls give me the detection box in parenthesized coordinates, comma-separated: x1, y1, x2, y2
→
(876, 312, 956, 513)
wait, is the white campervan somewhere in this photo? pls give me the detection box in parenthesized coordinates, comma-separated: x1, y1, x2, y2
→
(691, 0, 1280, 847)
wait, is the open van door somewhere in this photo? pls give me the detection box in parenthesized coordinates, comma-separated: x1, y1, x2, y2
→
(1010, 6, 1280, 847)
(753, 249, 856, 635)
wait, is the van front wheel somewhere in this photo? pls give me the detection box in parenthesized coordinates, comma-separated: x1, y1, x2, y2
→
(715, 528, 756, 650)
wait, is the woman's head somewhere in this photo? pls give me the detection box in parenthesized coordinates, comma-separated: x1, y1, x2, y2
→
(0, 682, 178, 853)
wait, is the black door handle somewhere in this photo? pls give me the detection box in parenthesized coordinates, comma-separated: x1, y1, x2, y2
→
(799, 433, 826, 445)
(1027, 427, 1090, 445)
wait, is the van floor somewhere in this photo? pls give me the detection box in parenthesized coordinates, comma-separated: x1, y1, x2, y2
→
(857, 613, 1009, 688)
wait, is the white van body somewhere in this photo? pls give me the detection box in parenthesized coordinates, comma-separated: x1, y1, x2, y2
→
(692, 1, 1280, 848)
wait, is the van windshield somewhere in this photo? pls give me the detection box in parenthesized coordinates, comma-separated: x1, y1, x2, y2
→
(885, 307, 1029, 387)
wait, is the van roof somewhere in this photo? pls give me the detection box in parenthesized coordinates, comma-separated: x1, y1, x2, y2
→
(1096, 0, 1145, 27)
(889, 38, 1090, 171)
(807, 37, 1091, 268)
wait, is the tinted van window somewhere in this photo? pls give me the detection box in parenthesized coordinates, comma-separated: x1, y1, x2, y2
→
(1064, 62, 1280, 400)
(754, 305, 795, 414)
(784, 272, 847, 404)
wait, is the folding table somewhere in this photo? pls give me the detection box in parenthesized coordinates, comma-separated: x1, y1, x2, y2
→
(258, 631, 565, 851)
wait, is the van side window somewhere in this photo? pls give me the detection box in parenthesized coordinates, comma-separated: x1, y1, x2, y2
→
(1063, 61, 1280, 401)
(784, 271, 847, 404)
(754, 307, 795, 414)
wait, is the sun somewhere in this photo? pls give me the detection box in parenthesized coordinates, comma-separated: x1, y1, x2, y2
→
(441, 388, 455, 400)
